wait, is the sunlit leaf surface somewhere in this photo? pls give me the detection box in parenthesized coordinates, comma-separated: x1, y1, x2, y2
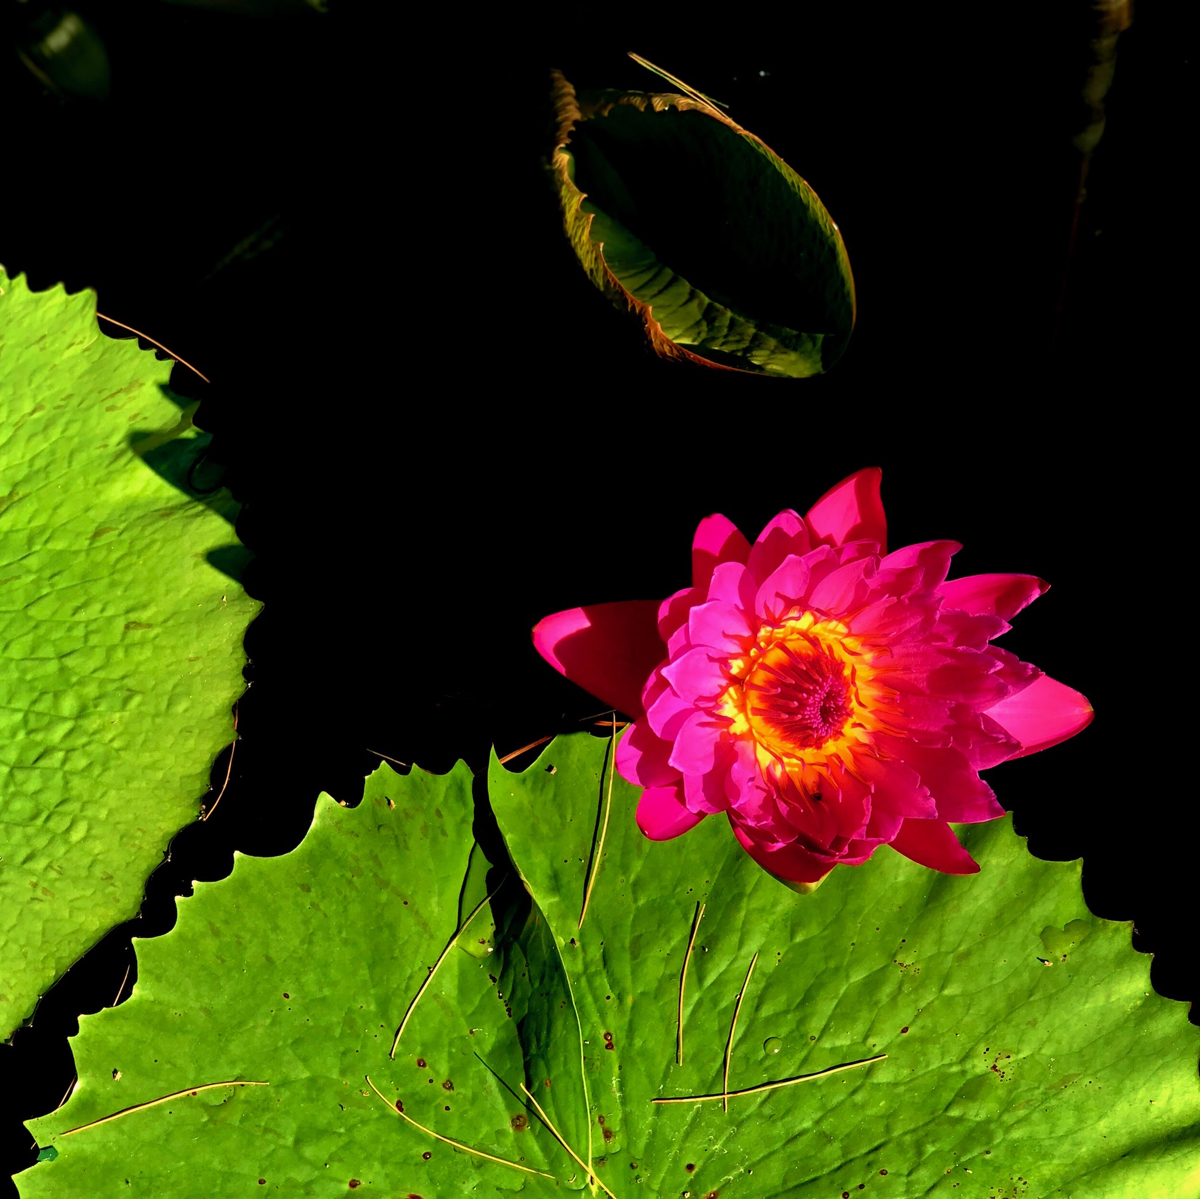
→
(21, 739, 1200, 1196)
(0, 268, 256, 1039)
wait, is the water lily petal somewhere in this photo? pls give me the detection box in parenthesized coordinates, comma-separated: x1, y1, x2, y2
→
(805, 466, 887, 551)
(729, 818, 837, 885)
(880, 540, 961, 592)
(668, 709, 728, 778)
(889, 818, 980, 874)
(775, 781, 843, 847)
(533, 601, 665, 717)
(754, 554, 812, 620)
(682, 754, 733, 814)
(615, 720, 679, 788)
(984, 645, 1042, 694)
(879, 645, 1018, 707)
(984, 673, 1094, 758)
(936, 609, 1011, 649)
(692, 514, 751, 589)
(666, 621, 693, 661)
(662, 646, 727, 704)
(705, 559, 757, 611)
(637, 784, 705, 841)
(658, 585, 699, 641)
(861, 805, 905, 844)
(939, 573, 1049, 619)
(817, 760, 878, 841)
(688, 599, 753, 653)
(890, 742, 1005, 823)
(855, 754, 938, 821)
(851, 592, 934, 639)
(725, 739, 776, 826)
(961, 711, 1023, 769)
(645, 673, 693, 741)
(746, 509, 811, 582)
(807, 554, 876, 614)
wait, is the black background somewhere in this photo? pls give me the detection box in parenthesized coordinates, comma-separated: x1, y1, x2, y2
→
(0, 2, 1192, 1190)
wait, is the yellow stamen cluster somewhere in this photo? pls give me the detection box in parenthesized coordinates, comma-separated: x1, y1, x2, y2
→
(717, 611, 887, 797)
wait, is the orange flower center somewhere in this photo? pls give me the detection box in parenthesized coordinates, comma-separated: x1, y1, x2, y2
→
(719, 611, 886, 789)
(745, 641, 853, 751)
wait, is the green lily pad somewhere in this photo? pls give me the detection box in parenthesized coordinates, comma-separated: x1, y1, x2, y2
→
(550, 66, 855, 378)
(0, 268, 257, 1039)
(20, 740, 1199, 1196)
(487, 733, 1200, 1197)
(18, 763, 562, 1197)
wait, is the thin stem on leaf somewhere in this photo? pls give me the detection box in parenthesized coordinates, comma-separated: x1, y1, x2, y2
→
(627, 52, 730, 114)
(365, 747, 408, 767)
(365, 1076, 555, 1180)
(677, 902, 706, 1066)
(111, 963, 131, 1007)
(95, 312, 211, 383)
(201, 703, 238, 821)
(498, 735, 553, 764)
(391, 874, 508, 1058)
(723, 951, 759, 1112)
(519, 1083, 618, 1199)
(60, 1080, 268, 1136)
(652, 1054, 888, 1105)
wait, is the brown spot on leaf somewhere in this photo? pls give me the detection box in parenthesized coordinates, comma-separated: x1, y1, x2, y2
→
(349, 1182, 361, 1190)
(415, 1058, 426, 1068)
(421, 1151, 431, 1160)
(441, 1080, 453, 1091)
(510, 1114, 528, 1132)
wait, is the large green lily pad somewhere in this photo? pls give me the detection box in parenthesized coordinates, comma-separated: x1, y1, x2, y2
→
(19, 762, 564, 1197)
(0, 268, 257, 1039)
(20, 739, 1200, 1196)
(487, 734, 1200, 1197)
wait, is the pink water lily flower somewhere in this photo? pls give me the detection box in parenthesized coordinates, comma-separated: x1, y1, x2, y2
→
(533, 469, 1093, 890)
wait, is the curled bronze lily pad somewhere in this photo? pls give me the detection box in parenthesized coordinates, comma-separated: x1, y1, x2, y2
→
(549, 60, 856, 378)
